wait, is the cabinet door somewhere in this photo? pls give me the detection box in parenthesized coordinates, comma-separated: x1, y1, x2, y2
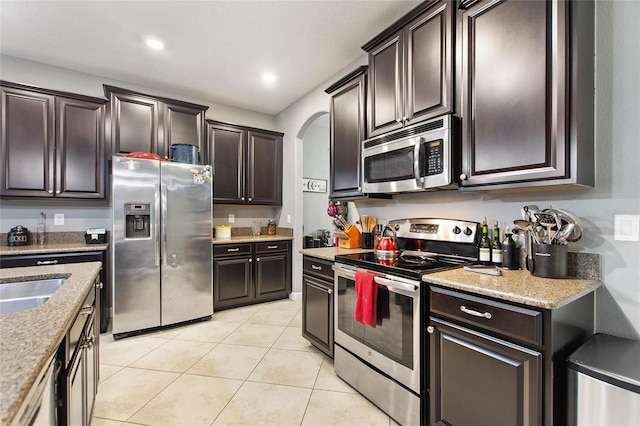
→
(405, 1, 453, 124)
(429, 317, 542, 426)
(0, 86, 55, 197)
(56, 96, 106, 198)
(213, 256, 252, 309)
(329, 71, 366, 199)
(164, 102, 206, 163)
(367, 31, 404, 137)
(254, 252, 290, 301)
(109, 91, 160, 156)
(302, 274, 334, 357)
(247, 131, 282, 205)
(459, 0, 569, 188)
(85, 318, 97, 424)
(209, 123, 245, 203)
(67, 346, 85, 426)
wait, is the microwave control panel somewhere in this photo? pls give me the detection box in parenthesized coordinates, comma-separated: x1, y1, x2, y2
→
(425, 139, 444, 176)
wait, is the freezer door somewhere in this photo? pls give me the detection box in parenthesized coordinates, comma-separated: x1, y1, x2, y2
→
(112, 157, 161, 334)
(160, 161, 213, 325)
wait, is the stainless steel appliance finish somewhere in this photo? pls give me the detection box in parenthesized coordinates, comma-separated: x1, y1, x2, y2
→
(333, 218, 479, 426)
(568, 334, 640, 425)
(112, 156, 213, 336)
(362, 114, 457, 194)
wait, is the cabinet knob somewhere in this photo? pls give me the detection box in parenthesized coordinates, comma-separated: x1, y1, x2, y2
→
(459, 173, 468, 181)
(427, 326, 434, 334)
(402, 116, 408, 122)
(96, 282, 104, 290)
(248, 197, 252, 202)
(249, 258, 252, 263)
(55, 190, 60, 194)
(396, 118, 402, 123)
(48, 190, 54, 194)
(256, 258, 260, 262)
(241, 197, 245, 201)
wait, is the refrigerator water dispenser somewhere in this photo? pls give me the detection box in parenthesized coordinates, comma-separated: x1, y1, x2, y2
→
(125, 203, 150, 238)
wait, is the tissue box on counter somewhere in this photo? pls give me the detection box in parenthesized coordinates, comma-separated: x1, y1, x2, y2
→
(85, 228, 108, 244)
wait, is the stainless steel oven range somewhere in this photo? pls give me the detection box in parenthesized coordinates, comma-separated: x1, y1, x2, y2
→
(333, 218, 479, 425)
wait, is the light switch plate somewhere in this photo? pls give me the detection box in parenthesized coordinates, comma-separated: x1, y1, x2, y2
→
(228, 213, 235, 224)
(54, 213, 64, 226)
(614, 214, 639, 241)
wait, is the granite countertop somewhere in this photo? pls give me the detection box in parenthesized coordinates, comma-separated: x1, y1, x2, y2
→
(0, 262, 102, 425)
(0, 242, 109, 256)
(299, 247, 374, 261)
(423, 268, 601, 310)
(212, 234, 294, 245)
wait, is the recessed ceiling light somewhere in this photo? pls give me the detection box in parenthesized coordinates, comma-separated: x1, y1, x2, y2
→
(145, 38, 165, 50)
(262, 73, 277, 84)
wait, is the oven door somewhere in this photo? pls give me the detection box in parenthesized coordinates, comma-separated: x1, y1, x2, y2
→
(333, 263, 421, 394)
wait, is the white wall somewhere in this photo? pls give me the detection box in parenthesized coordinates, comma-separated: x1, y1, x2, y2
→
(277, 1, 640, 338)
(302, 114, 332, 239)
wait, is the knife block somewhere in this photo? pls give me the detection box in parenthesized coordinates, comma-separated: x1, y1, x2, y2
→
(338, 225, 361, 249)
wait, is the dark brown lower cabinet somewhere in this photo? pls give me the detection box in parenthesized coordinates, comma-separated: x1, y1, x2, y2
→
(427, 285, 596, 425)
(429, 317, 541, 425)
(302, 256, 334, 357)
(213, 241, 291, 311)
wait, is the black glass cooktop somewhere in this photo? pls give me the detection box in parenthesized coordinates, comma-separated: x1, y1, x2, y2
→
(335, 252, 466, 281)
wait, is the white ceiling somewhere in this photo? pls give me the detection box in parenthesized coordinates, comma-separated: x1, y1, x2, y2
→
(0, 0, 421, 115)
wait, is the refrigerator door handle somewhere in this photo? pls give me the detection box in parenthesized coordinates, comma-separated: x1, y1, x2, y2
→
(162, 183, 168, 266)
(155, 184, 161, 266)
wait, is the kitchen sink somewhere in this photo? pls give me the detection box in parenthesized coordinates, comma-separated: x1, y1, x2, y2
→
(0, 277, 67, 315)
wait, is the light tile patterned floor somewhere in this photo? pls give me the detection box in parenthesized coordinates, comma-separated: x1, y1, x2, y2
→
(93, 299, 400, 426)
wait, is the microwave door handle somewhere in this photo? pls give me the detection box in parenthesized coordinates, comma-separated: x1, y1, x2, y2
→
(374, 276, 418, 293)
(414, 140, 422, 187)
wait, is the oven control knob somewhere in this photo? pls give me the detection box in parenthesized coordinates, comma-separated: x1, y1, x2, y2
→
(394, 224, 400, 231)
(464, 227, 473, 236)
(453, 226, 461, 234)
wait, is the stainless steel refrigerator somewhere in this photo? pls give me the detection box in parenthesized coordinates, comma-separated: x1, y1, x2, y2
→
(111, 156, 213, 337)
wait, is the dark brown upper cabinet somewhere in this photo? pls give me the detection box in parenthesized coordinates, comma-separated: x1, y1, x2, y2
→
(207, 120, 283, 205)
(363, 0, 454, 138)
(104, 85, 208, 162)
(458, 0, 595, 191)
(326, 67, 368, 200)
(1, 82, 107, 199)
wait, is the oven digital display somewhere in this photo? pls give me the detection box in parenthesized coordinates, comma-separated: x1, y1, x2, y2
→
(410, 224, 439, 234)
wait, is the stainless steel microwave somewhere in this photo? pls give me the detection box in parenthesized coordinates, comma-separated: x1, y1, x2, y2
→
(362, 114, 458, 193)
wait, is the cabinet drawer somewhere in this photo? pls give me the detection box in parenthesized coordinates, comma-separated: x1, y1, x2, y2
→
(303, 256, 334, 281)
(67, 287, 95, 364)
(214, 243, 252, 258)
(255, 240, 289, 254)
(430, 286, 542, 347)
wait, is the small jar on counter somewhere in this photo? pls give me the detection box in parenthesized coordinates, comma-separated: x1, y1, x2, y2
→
(267, 220, 276, 235)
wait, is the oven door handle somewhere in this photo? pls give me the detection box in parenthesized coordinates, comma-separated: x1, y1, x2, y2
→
(374, 276, 418, 293)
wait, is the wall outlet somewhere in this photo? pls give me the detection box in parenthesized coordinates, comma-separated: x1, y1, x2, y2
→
(228, 213, 235, 224)
(54, 214, 65, 226)
(614, 214, 639, 241)
(287, 214, 291, 223)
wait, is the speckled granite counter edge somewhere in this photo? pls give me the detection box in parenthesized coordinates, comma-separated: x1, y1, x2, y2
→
(0, 262, 102, 425)
(212, 234, 294, 245)
(423, 268, 601, 310)
(0, 242, 108, 256)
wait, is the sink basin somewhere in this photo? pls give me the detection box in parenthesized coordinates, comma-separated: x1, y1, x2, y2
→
(0, 278, 67, 315)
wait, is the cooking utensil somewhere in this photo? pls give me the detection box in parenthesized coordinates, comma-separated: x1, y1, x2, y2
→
(548, 205, 583, 242)
(534, 212, 559, 244)
(554, 223, 575, 245)
(521, 205, 540, 222)
(514, 220, 535, 271)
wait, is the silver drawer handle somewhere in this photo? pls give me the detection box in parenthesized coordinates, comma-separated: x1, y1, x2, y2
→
(37, 260, 58, 265)
(267, 245, 278, 249)
(80, 305, 94, 316)
(460, 305, 492, 319)
(227, 248, 240, 252)
(311, 265, 322, 270)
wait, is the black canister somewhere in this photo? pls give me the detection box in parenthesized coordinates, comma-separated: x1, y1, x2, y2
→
(502, 231, 519, 270)
(7, 225, 31, 246)
(531, 243, 568, 279)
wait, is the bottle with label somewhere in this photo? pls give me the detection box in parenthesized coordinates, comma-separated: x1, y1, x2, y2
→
(502, 227, 519, 270)
(491, 221, 502, 266)
(478, 218, 491, 265)
(37, 212, 46, 245)
(267, 219, 276, 235)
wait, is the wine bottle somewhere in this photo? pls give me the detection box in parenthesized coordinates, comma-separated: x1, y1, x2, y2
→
(491, 221, 502, 266)
(479, 218, 491, 266)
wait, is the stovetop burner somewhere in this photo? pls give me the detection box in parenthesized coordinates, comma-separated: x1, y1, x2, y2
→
(334, 218, 480, 281)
